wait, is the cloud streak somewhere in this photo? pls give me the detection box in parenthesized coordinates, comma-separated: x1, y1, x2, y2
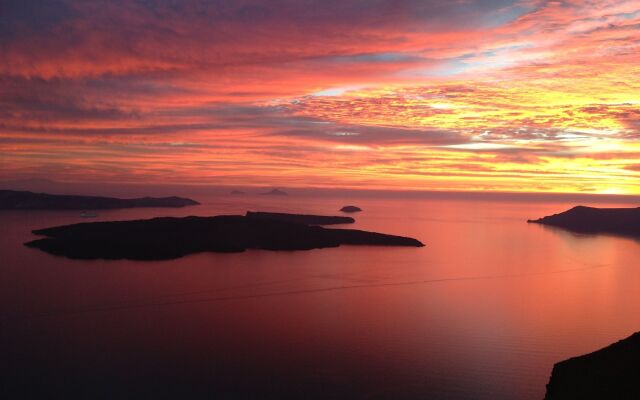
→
(0, 0, 639, 194)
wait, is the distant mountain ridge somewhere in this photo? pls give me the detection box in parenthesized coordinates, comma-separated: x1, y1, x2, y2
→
(0, 190, 199, 210)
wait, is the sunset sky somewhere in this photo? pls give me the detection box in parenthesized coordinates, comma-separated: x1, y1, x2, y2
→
(1, 0, 639, 194)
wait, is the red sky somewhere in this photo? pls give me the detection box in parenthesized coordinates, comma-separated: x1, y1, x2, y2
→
(1, 0, 639, 194)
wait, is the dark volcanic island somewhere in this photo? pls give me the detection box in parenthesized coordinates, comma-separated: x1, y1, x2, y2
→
(0, 189, 199, 210)
(25, 212, 424, 260)
(246, 211, 354, 225)
(528, 205, 640, 236)
(545, 332, 640, 400)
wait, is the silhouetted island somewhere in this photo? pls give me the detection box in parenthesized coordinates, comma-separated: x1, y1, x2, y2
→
(545, 331, 640, 399)
(340, 205, 362, 213)
(246, 211, 354, 225)
(0, 189, 199, 210)
(230, 190, 245, 195)
(25, 213, 424, 260)
(527, 205, 640, 236)
(262, 188, 288, 196)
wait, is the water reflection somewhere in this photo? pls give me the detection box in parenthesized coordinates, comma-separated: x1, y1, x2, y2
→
(1, 196, 639, 399)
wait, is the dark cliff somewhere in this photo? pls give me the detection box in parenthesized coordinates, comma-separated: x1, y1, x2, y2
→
(545, 332, 640, 399)
(25, 214, 424, 260)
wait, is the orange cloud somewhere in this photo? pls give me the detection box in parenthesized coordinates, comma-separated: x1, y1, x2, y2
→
(1, 0, 639, 194)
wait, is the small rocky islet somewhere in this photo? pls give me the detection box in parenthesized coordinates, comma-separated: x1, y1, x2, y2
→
(340, 205, 362, 213)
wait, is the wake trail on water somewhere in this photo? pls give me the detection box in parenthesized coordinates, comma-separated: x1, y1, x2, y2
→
(1, 262, 610, 324)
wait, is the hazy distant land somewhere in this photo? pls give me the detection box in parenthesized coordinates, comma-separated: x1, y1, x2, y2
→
(25, 212, 424, 260)
(0, 189, 199, 210)
(261, 188, 288, 196)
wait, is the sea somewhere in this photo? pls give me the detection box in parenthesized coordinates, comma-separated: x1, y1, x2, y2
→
(1, 192, 639, 399)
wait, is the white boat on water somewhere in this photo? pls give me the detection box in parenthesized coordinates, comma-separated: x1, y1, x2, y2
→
(80, 211, 98, 218)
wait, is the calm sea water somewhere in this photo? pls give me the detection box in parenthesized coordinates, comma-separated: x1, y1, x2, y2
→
(1, 194, 639, 399)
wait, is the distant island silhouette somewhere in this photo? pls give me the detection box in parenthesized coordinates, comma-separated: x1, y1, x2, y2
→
(261, 188, 288, 196)
(246, 211, 354, 225)
(230, 190, 245, 195)
(25, 212, 424, 260)
(545, 331, 640, 399)
(340, 205, 362, 213)
(0, 189, 199, 210)
(528, 206, 640, 236)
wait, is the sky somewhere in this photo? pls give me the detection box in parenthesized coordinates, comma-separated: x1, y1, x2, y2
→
(1, 0, 639, 194)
